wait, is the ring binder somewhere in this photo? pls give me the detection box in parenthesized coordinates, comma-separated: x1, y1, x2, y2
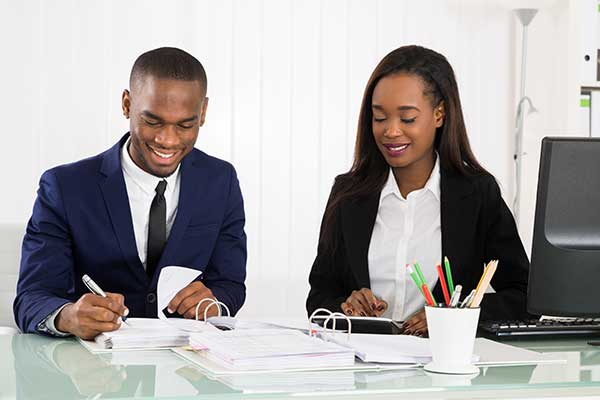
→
(194, 298, 231, 322)
(308, 308, 334, 337)
(323, 312, 352, 340)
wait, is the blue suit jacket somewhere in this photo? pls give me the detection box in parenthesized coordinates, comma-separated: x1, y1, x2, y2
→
(14, 134, 247, 333)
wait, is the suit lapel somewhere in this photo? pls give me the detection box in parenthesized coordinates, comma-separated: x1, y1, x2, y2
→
(341, 193, 380, 289)
(98, 134, 149, 286)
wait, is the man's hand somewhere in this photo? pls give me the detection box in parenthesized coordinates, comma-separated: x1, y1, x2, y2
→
(341, 288, 387, 317)
(167, 281, 220, 320)
(402, 309, 428, 337)
(55, 293, 128, 340)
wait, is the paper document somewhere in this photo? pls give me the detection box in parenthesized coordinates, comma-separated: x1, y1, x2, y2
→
(324, 333, 432, 364)
(157, 266, 202, 320)
(207, 317, 322, 333)
(188, 329, 355, 371)
(79, 318, 189, 352)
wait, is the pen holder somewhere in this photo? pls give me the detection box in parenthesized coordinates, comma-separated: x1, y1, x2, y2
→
(423, 305, 480, 375)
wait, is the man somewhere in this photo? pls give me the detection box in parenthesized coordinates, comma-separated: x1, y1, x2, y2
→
(14, 47, 247, 339)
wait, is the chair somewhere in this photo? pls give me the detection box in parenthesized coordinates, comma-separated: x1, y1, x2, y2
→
(0, 223, 24, 330)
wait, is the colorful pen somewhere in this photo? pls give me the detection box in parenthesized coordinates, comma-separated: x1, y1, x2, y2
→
(413, 262, 427, 289)
(407, 264, 424, 295)
(444, 256, 454, 297)
(422, 283, 437, 307)
(437, 263, 451, 305)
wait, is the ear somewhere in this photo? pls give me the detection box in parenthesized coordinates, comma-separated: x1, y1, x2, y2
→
(199, 97, 209, 127)
(122, 89, 131, 119)
(434, 101, 445, 128)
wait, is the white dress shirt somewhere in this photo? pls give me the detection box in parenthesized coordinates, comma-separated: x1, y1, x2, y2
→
(121, 138, 181, 269)
(367, 156, 441, 321)
(43, 139, 182, 335)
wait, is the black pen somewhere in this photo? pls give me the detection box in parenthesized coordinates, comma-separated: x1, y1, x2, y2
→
(82, 274, 129, 325)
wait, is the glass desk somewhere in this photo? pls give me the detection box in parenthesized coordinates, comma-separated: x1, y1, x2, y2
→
(2, 334, 600, 399)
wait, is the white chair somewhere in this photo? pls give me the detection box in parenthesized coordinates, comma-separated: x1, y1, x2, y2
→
(0, 223, 24, 330)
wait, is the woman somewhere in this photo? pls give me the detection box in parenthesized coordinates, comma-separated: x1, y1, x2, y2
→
(306, 45, 529, 336)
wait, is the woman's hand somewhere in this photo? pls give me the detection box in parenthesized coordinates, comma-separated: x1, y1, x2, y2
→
(341, 288, 387, 317)
(402, 309, 428, 337)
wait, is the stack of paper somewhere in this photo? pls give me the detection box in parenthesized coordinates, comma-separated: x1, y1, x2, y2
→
(92, 318, 189, 349)
(188, 329, 355, 371)
(325, 333, 433, 364)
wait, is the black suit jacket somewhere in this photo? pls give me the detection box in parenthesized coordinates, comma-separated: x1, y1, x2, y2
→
(306, 167, 530, 322)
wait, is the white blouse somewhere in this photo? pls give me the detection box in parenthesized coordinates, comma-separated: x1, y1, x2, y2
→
(367, 156, 441, 321)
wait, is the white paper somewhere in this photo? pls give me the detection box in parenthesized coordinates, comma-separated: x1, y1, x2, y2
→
(157, 266, 202, 319)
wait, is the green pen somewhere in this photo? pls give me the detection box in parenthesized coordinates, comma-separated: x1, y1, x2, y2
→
(444, 256, 455, 297)
(406, 264, 424, 295)
(413, 262, 427, 289)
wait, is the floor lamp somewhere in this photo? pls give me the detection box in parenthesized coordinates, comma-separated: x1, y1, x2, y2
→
(513, 8, 539, 225)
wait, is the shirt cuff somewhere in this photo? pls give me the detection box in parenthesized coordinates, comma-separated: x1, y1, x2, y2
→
(37, 303, 73, 337)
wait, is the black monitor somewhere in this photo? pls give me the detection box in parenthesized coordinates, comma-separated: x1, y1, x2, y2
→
(528, 137, 600, 317)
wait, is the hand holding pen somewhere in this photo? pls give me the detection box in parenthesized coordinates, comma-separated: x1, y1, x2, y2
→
(55, 274, 129, 340)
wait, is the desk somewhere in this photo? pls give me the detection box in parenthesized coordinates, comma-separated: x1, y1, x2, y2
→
(2, 334, 600, 399)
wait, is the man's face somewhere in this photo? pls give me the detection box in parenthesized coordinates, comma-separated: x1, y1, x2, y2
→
(121, 76, 208, 177)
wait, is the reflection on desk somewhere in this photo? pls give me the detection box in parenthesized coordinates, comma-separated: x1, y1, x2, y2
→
(4, 334, 600, 399)
(9, 335, 237, 399)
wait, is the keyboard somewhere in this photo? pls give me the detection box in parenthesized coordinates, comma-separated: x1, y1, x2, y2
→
(479, 318, 600, 338)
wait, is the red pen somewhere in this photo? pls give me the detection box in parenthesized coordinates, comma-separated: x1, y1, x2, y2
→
(437, 263, 451, 306)
(422, 283, 437, 306)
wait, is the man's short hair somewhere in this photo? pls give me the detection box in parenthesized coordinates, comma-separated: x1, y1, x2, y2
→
(129, 47, 207, 93)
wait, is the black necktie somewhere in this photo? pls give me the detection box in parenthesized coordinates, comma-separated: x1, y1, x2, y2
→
(147, 180, 167, 278)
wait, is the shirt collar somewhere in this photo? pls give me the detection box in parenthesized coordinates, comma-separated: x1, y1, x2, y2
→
(121, 138, 180, 196)
(380, 153, 441, 202)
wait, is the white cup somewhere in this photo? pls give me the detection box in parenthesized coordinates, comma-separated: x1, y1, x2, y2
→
(423, 305, 480, 375)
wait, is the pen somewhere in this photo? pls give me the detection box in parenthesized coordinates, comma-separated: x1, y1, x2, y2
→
(407, 264, 424, 295)
(421, 283, 437, 307)
(449, 284, 462, 307)
(413, 262, 427, 289)
(436, 263, 451, 305)
(471, 260, 498, 308)
(444, 256, 454, 296)
(82, 274, 129, 324)
(460, 289, 476, 308)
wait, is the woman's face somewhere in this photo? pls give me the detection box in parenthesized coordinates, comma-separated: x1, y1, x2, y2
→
(371, 73, 444, 169)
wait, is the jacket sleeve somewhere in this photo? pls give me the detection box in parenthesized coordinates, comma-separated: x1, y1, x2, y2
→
(13, 170, 76, 334)
(480, 176, 530, 321)
(202, 164, 247, 316)
(306, 184, 349, 316)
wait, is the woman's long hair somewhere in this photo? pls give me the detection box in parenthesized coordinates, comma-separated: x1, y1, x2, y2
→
(320, 45, 487, 256)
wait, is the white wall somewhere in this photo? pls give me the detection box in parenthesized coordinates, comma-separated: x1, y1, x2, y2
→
(0, 0, 574, 319)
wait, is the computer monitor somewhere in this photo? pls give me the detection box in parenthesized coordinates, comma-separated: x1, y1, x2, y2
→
(528, 137, 600, 317)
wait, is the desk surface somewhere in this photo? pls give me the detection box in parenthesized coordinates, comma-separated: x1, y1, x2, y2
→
(2, 334, 600, 400)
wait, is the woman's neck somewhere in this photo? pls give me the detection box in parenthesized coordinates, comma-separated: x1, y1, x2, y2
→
(392, 151, 436, 198)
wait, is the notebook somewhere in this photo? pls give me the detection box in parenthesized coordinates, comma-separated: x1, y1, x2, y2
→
(188, 329, 356, 371)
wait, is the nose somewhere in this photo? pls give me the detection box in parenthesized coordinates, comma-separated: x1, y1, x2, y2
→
(154, 125, 178, 148)
(383, 120, 403, 138)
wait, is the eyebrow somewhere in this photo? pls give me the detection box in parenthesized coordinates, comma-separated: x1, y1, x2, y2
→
(141, 110, 198, 124)
(372, 104, 421, 112)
